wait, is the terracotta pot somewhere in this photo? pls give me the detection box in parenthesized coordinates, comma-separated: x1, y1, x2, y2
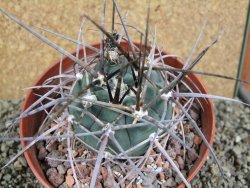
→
(20, 41, 215, 188)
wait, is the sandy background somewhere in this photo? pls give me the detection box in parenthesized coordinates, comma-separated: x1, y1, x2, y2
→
(0, 0, 248, 99)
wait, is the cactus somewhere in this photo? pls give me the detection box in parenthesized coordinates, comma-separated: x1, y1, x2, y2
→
(69, 47, 173, 156)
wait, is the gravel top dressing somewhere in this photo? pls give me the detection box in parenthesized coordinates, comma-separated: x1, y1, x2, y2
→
(0, 99, 249, 188)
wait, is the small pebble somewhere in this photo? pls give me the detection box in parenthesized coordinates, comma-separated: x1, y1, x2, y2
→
(67, 168, 73, 175)
(184, 124, 191, 134)
(162, 177, 176, 187)
(176, 155, 185, 170)
(188, 148, 197, 162)
(46, 168, 64, 187)
(47, 150, 64, 167)
(235, 135, 241, 143)
(3, 174, 11, 181)
(57, 164, 66, 175)
(193, 134, 202, 145)
(38, 146, 48, 160)
(14, 160, 23, 171)
(66, 175, 75, 187)
(190, 109, 200, 121)
(163, 161, 170, 169)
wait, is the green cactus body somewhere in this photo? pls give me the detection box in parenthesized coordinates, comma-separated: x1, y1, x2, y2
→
(69, 55, 173, 156)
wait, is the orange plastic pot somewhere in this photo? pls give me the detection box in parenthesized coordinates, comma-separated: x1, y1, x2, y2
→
(20, 41, 215, 188)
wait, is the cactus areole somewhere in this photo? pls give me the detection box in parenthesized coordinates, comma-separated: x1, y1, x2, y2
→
(69, 46, 173, 156)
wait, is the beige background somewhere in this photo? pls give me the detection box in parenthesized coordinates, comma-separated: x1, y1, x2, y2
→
(0, 0, 248, 99)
